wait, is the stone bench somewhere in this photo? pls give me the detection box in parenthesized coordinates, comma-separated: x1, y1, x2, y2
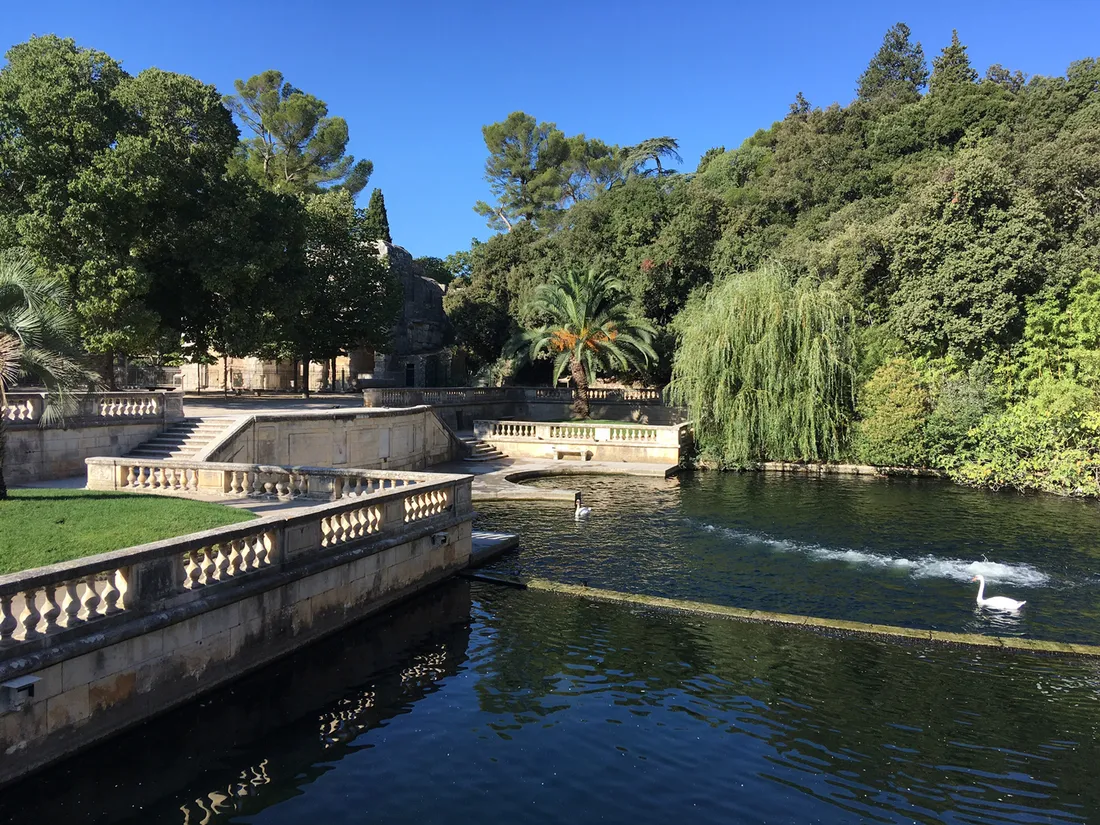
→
(553, 445, 592, 461)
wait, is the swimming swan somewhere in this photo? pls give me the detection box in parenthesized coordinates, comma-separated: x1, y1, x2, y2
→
(971, 575, 1026, 611)
(574, 494, 592, 519)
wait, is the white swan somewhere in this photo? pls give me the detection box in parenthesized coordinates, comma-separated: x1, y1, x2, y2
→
(574, 494, 592, 519)
(971, 575, 1026, 611)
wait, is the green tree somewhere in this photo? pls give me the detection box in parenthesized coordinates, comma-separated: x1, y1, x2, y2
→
(622, 137, 682, 177)
(0, 38, 250, 384)
(513, 268, 657, 418)
(286, 191, 400, 395)
(929, 30, 978, 96)
(0, 250, 99, 498)
(414, 256, 453, 286)
(474, 112, 570, 230)
(857, 22, 928, 104)
(363, 188, 392, 243)
(853, 358, 930, 466)
(668, 267, 857, 466)
(226, 70, 373, 196)
(887, 150, 1050, 358)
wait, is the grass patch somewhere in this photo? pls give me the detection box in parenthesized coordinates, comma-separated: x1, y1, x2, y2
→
(0, 489, 256, 575)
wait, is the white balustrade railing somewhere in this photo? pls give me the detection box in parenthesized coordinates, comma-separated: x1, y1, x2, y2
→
(86, 457, 428, 502)
(0, 472, 470, 649)
(474, 419, 688, 448)
(2, 390, 183, 428)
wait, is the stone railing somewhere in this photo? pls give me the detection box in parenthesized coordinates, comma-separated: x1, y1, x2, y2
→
(474, 419, 688, 447)
(85, 456, 452, 501)
(363, 386, 666, 409)
(0, 471, 470, 649)
(1, 390, 184, 428)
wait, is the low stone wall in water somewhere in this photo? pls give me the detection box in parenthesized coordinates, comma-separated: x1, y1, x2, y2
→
(0, 469, 474, 787)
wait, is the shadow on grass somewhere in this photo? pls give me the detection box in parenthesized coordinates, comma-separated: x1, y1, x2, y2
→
(6, 491, 156, 503)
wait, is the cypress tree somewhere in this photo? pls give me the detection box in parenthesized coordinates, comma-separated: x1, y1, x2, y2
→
(857, 22, 929, 104)
(363, 188, 392, 243)
(930, 30, 979, 95)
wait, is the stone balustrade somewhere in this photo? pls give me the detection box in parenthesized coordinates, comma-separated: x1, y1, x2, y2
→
(473, 419, 692, 465)
(85, 456, 446, 501)
(475, 419, 686, 446)
(0, 471, 470, 650)
(2, 390, 184, 428)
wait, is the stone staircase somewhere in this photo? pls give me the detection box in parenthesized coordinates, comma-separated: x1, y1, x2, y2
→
(460, 434, 507, 462)
(124, 417, 236, 461)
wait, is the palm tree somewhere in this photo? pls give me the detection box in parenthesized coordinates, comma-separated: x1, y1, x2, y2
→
(515, 267, 657, 418)
(0, 249, 100, 499)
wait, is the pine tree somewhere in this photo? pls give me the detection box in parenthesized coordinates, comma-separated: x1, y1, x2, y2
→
(857, 22, 929, 104)
(930, 30, 978, 95)
(363, 188, 392, 244)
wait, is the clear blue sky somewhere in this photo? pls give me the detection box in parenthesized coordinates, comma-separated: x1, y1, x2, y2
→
(3, 1, 1098, 258)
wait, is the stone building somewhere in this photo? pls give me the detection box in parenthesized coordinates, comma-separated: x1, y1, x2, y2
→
(179, 241, 455, 392)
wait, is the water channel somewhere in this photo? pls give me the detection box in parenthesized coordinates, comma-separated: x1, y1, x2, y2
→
(4, 473, 1099, 823)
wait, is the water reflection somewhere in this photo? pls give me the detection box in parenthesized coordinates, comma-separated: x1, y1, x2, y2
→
(3, 581, 1099, 824)
(0, 581, 473, 825)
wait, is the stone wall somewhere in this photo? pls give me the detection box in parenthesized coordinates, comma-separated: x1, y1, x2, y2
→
(202, 406, 460, 469)
(0, 472, 473, 786)
(3, 391, 184, 484)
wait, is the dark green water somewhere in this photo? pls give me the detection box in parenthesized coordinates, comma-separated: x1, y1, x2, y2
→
(5, 474, 1100, 823)
(478, 472, 1100, 644)
(5, 580, 1099, 824)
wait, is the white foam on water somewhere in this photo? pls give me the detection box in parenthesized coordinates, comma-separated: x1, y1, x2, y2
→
(694, 522, 1050, 587)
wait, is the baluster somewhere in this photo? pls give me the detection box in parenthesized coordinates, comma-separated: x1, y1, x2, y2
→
(17, 587, 42, 639)
(101, 571, 122, 614)
(40, 584, 62, 631)
(125, 465, 136, 488)
(81, 575, 102, 619)
(59, 580, 81, 627)
(225, 540, 242, 576)
(186, 549, 202, 588)
(0, 594, 18, 642)
(321, 516, 334, 547)
(275, 477, 289, 499)
(259, 533, 274, 567)
(239, 537, 257, 572)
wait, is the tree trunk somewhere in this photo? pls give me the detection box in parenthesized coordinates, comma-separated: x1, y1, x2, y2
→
(302, 356, 311, 399)
(104, 352, 118, 391)
(569, 358, 590, 419)
(223, 353, 229, 399)
(0, 415, 8, 501)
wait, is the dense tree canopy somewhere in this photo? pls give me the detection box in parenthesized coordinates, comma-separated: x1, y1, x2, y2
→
(448, 24, 1100, 493)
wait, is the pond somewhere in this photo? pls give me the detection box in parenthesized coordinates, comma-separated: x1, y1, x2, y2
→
(477, 472, 1100, 645)
(6, 579, 1098, 824)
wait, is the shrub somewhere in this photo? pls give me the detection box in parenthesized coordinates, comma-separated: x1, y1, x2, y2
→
(853, 358, 930, 467)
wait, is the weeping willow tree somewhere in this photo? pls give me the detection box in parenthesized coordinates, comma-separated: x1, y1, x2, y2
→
(668, 266, 857, 466)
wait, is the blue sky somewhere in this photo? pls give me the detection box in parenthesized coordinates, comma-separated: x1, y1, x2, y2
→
(3, 1, 1098, 258)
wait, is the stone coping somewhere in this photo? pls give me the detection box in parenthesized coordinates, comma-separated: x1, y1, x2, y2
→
(0, 509, 473, 685)
(0, 470, 472, 599)
(467, 577, 1100, 658)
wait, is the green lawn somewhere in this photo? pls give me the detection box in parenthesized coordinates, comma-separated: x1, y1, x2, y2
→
(0, 489, 256, 575)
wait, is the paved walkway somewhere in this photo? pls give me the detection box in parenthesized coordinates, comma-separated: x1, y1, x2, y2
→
(181, 393, 366, 419)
